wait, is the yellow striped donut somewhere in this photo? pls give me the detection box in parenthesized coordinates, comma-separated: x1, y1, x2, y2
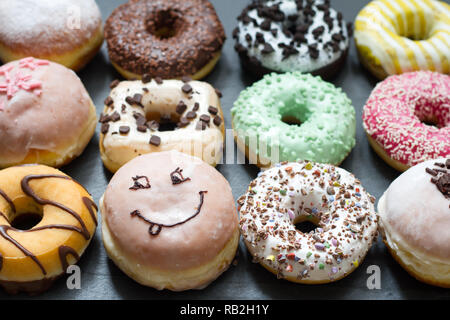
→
(355, 0, 450, 79)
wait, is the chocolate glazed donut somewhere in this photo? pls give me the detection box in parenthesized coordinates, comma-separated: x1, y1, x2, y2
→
(104, 0, 226, 80)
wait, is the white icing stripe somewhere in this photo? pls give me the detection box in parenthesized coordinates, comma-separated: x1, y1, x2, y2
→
(404, 39, 428, 69)
(363, 5, 396, 32)
(421, 41, 442, 71)
(430, 37, 450, 64)
(413, 0, 433, 32)
(432, 1, 450, 16)
(388, 0, 408, 33)
(358, 16, 412, 71)
(373, 1, 399, 30)
(400, 0, 422, 38)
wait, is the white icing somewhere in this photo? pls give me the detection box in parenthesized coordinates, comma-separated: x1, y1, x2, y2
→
(238, 161, 378, 282)
(236, 0, 349, 73)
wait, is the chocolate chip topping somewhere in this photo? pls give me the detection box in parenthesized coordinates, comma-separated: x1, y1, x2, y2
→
(176, 101, 187, 114)
(182, 83, 193, 94)
(110, 79, 120, 89)
(119, 126, 130, 134)
(208, 106, 218, 115)
(186, 111, 197, 119)
(193, 102, 200, 111)
(200, 114, 210, 123)
(142, 74, 152, 83)
(104, 0, 225, 78)
(213, 115, 222, 126)
(426, 160, 450, 199)
(149, 135, 161, 146)
(101, 123, 110, 134)
(104, 96, 114, 106)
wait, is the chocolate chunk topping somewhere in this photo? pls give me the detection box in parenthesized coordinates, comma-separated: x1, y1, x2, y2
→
(213, 115, 222, 126)
(119, 126, 130, 134)
(426, 160, 450, 199)
(200, 114, 211, 123)
(177, 117, 189, 128)
(181, 76, 192, 83)
(155, 77, 163, 85)
(110, 111, 121, 122)
(109, 80, 120, 89)
(193, 102, 200, 111)
(182, 83, 193, 94)
(101, 123, 110, 134)
(196, 121, 207, 131)
(104, 96, 114, 106)
(176, 101, 187, 114)
(215, 88, 223, 98)
(142, 74, 152, 83)
(208, 106, 218, 115)
(137, 125, 147, 132)
(261, 43, 275, 54)
(149, 135, 161, 146)
(186, 111, 197, 119)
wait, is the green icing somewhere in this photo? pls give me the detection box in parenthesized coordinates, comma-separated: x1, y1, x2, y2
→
(231, 72, 355, 165)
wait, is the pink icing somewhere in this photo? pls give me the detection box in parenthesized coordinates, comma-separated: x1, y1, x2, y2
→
(102, 151, 238, 271)
(0, 58, 92, 164)
(363, 71, 450, 167)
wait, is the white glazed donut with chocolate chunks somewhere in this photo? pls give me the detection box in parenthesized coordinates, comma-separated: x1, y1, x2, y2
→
(233, 0, 352, 78)
(238, 161, 378, 283)
(99, 76, 225, 172)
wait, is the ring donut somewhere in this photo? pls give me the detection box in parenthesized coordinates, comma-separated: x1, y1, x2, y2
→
(0, 0, 103, 71)
(355, 0, 450, 79)
(100, 151, 239, 291)
(363, 71, 450, 171)
(233, 0, 352, 78)
(238, 161, 378, 283)
(0, 165, 97, 294)
(231, 72, 355, 167)
(99, 77, 225, 173)
(105, 0, 225, 80)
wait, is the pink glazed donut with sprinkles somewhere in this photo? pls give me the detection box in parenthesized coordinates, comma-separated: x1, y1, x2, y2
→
(363, 71, 450, 172)
(237, 161, 378, 284)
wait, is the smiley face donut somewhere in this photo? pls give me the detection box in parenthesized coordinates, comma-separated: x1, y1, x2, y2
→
(233, 0, 352, 78)
(100, 151, 239, 291)
(99, 77, 225, 173)
(0, 0, 104, 71)
(0, 165, 97, 294)
(238, 161, 378, 283)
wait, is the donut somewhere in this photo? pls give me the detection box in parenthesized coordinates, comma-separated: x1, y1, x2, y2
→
(0, 164, 97, 294)
(0, 58, 97, 169)
(99, 77, 224, 173)
(100, 151, 239, 291)
(0, 0, 104, 72)
(231, 72, 355, 167)
(233, 0, 352, 79)
(237, 161, 378, 283)
(363, 71, 450, 172)
(378, 158, 450, 287)
(355, 0, 450, 80)
(104, 0, 225, 80)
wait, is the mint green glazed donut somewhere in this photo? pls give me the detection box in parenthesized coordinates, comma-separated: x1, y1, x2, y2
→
(231, 72, 355, 167)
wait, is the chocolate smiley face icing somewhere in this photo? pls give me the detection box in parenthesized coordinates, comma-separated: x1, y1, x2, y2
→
(233, 0, 352, 79)
(104, 0, 226, 80)
(100, 151, 239, 291)
(231, 72, 356, 167)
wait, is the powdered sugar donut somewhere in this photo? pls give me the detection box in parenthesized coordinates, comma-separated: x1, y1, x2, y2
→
(363, 71, 450, 172)
(233, 0, 352, 79)
(0, 0, 103, 71)
(238, 161, 378, 283)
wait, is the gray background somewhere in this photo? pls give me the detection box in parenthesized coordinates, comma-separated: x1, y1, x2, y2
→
(2, 0, 450, 300)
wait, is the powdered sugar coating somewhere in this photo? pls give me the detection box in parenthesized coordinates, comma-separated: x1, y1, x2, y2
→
(363, 71, 450, 167)
(0, 0, 102, 55)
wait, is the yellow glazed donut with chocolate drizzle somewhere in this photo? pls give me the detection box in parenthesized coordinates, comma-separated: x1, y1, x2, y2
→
(0, 165, 97, 294)
(355, 0, 450, 79)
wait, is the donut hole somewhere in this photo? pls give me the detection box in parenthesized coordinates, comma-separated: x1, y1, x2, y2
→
(145, 111, 180, 132)
(414, 102, 447, 128)
(281, 115, 302, 127)
(9, 197, 43, 231)
(146, 9, 183, 39)
(279, 95, 312, 127)
(293, 215, 320, 234)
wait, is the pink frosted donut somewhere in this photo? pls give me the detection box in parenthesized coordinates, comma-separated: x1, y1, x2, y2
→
(0, 58, 97, 168)
(363, 71, 450, 171)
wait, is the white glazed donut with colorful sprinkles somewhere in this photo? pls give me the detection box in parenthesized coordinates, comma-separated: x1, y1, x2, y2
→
(363, 71, 450, 172)
(237, 161, 378, 284)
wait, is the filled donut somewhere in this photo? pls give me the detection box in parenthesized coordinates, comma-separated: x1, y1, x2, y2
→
(233, 0, 352, 78)
(0, 0, 104, 71)
(100, 151, 239, 291)
(378, 158, 450, 287)
(363, 71, 450, 172)
(238, 161, 378, 283)
(99, 77, 225, 173)
(104, 0, 225, 80)
(0, 165, 97, 294)
(0, 58, 97, 169)
(355, 0, 450, 79)
(231, 72, 355, 167)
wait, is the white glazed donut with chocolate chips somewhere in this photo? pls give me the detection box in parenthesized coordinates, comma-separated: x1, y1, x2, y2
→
(99, 76, 225, 173)
(238, 161, 378, 283)
(233, 0, 352, 78)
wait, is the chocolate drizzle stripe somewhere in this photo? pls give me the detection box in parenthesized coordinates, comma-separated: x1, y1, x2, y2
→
(170, 167, 191, 185)
(0, 225, 46, 275)
(0, 211, 8, 223)
(0, 188, 16, 213)
(21, 174, 91, 240)
(82, 197, 98, 226)
(58, 246, 79, 272)
(131, 191, 207, 236)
